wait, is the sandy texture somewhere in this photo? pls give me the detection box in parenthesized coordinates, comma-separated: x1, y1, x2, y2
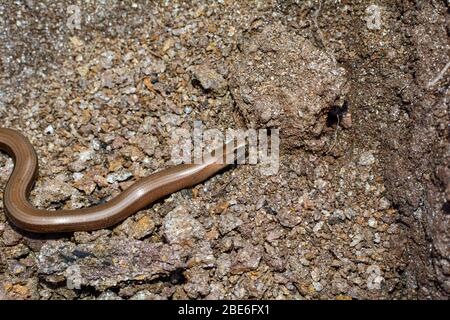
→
(0, 0, 448, 299)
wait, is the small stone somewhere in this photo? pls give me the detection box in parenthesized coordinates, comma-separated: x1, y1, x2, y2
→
(334, 209, 346, 220)
(378, 197, 391, 210)
(8, 243, 30, 258)
(277, 208, 302, 228)
(101, 51, 115, 69)
(44, 125, 54, 134)
(255, 198, 266, 210)
(300, 257, 311, 266)
(344, 208, 356, 220)
(374, 233, 381, 243)
(1, 280, 38, 299)
(184, 268, 211, 298)
(350, 234, 363, 247)
(218, 237, 233, 253)
(216, 253, 232, 277)
(73, 172, 83, 180)
(332, 277, 349, 294)
(144, 59, 166, 74)
(206, 282, 226, 300)
(359, 151, 376, 166)
(132, 135, 159, 157)
(122, 86, 136, 94)
(230, 244, 263, 274)
(101, 71, 114, 88)
(163, 206, 205, 244)
(187, 242, 216, 268)
(129, 215, 156, 240)
(314, 179, 328, 193)
(69, 36, 84, 48)
(263, 244, 286, 272)
(219, 213, 243, 234)
(266, 229, 284, 241)
(72, 173, 97, 195)
(2, 224, 22, 246)
(33, 176, 76, 208)
(9, 261, 26, 275)
(368, 217, 378, 228)
(106, 170, 133, 184)
(311, 268, 321, 282)
(313, 221, 324, 234)
(329, 209, 346, 224)
(79, 149, 94, 162)
(162, 38, 175, 52)
(189, 65, 227, 95)
(341, 112, 352, 128)
(77, 65, 89, 78)
(312, 281, 323, 292)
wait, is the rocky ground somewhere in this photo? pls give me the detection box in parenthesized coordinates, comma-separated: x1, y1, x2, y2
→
(0, 0, 448, 299)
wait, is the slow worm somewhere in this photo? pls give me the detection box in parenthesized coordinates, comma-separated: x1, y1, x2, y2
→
(0, 128, 243, 233)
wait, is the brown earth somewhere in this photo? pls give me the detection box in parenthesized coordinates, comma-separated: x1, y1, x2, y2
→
(0, 0, 448, 299)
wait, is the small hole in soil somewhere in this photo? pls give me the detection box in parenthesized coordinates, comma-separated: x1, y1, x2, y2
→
(191, 78, 212, 94)
(191, 78, 201, 88)
(170, 268, 187, 285)
(326, 101, 349, 127)
(442, 202, 450, 215)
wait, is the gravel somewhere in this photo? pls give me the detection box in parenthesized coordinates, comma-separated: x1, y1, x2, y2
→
(0, 0, 448, 300)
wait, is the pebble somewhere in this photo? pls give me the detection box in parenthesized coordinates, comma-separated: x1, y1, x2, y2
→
(106, 170, 133, 183)
(189, 65, 227, 95)
(184, 268, 211, 298)
(374, 233, 381, 244)
(313, 221, 324, 234)
(313, 281, 323, 292)
(8, 260, 26, 275)
(101, 51, 116, 69)
(187, 241, 216, 268)
(219, 213, 243, 235)
(329, 209, 346, 225)
(129, 215, 156, 240)
(266, 229, 284, 241)
(378, 197, 391, 210)
(359, 152, 376, 166)
(344, 208, 357, 220)
(2, 225, 22, 246)
(231, 244, 263, 274)
(341, 113, 352, 128)
(163, 206, 206, 244)
(7, 243, 30, 259)
(311, 268, 321, 282)
(368, 217, 378, 228)
(216, 253, 232, 277)
(350, 234, 363, 247)
(44, 125, 54, 134)
(277, 208, 302, 228)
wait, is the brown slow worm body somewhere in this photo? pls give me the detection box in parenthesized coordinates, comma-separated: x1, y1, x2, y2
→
(0, 128, 242, 233)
